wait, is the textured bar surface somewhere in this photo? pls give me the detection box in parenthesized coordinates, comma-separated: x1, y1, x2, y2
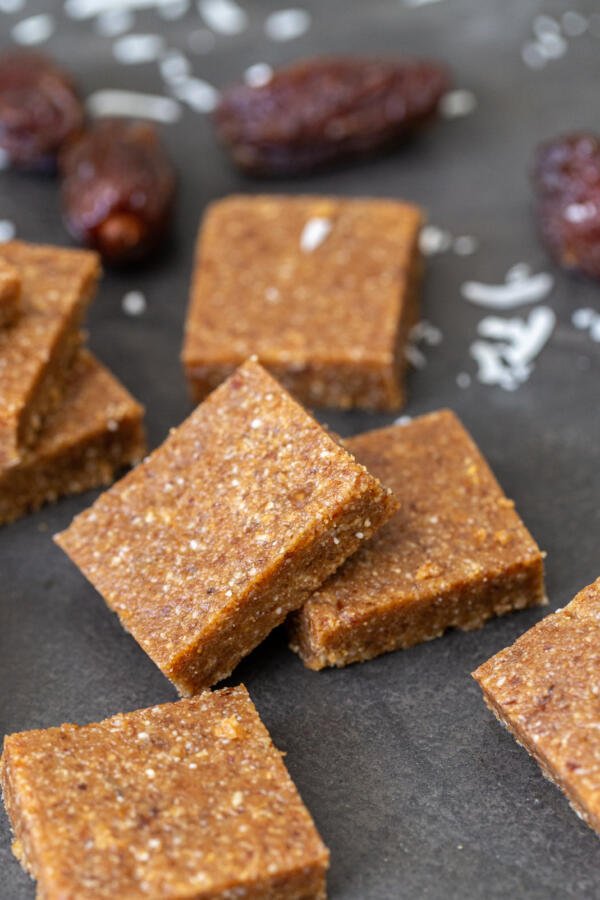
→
(56, 359, 397, 694)
(0, 258, 21, 328)
(0, 350, 146, 526)
(1, 685, 330, 899)
(473, 578, 600, 835)
(183, 195, 422, 411)
(290, 410, 545, 669)
(0, 241, 100, 466)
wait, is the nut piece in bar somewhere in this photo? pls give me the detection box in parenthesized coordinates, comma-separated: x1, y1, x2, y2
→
(56, 359, 397, 694)
(0, 241, 100, 467)
(0, 258, 21, 328)
(214, 56, 450, 176)
(60, 118, 176, 266)
(473, 578, 600, 835)
(290, 410, 546, 670)
(183, 195, 423, 411)
(1, 686, 330, 899)
(0, 350, 146, 526)
(0, 51, 84, 172)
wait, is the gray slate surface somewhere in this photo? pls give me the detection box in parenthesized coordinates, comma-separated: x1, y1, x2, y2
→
(1, 1, 599, 897)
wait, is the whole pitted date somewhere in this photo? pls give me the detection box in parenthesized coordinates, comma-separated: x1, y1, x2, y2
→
(214, 56, 450, 176)
(60, 119, 176, 266)
(534, 132, 600, 280)
(0, 51, 84, 171)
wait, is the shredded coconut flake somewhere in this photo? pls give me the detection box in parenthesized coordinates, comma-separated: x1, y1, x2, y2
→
(410, 320, 443, 346)
(0, 220, 16, 242)
(470, 306, 555, 390)
(461, 267, 554, 309)
(573, 307, 600, 341)
(198, 0, 248, 34)
(300, 217, 332, 253)
(522, 42, 546, 69)
(0, 0, 25, 10)
(66, 0, 188, 18)
(159, 0, 189, 18)
(562, 11, 588, 37)
(95, 8, 135, 35)
(564, 201, 596, 223)
(11, 13, 54, 45)
(171, 77, 220, 113)
(453, 235, 478, 256)
(122, 291, 147, 316)
(160, 50, 191, 84)
(440, 89, 477, 119)
(264, 7, 311, 41)
(244, 62, 273, 88)
(87, 89, 181, 123)
(113, 33, 164, 64)
(419, 225, 452, 256)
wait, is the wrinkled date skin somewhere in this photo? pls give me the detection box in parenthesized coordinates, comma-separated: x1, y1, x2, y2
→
(214, 56, 450, 176)
(534, 132, 600, 280)
(0, 51, 84, 172)
(60, 119, 176, 266)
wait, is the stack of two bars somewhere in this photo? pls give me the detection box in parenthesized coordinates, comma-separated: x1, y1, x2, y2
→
(53, 356, 547, 694)
(0, 242, 145, 525)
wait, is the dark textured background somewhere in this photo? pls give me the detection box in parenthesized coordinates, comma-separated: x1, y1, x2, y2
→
(1, 1, 599, 897)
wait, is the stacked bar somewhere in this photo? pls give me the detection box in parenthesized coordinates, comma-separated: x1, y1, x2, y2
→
(0, 241, 146, 525)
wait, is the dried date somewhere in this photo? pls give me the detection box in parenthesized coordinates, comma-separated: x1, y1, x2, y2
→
(0, 51, 84, 172)
(214, 56, 450, 176)
(60, 119, 176, 266)
(534, 132, 600, 280)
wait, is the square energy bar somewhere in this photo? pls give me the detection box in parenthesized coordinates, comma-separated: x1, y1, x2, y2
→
(0, 257, 21, 327)
(56, 359, 397, 694)
(290, 410, 545, 669)
(473, 577, 600, 835)
(0, 241, 100, 467)
(0, 350, 146, 526)
(1, 686, 330, 899)
(182, 195, 423, 411)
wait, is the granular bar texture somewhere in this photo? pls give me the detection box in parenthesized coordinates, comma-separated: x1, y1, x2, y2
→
(0, 241, 100, 466)
(182, 195, 423, 411)
(0, 258, 20, 327)
(0, 350, 145, 526)
(1, 685, 330, 899)
(473, 577, 600, 835)
(55, 359, 397, 694)
(290, 410, 545, 669)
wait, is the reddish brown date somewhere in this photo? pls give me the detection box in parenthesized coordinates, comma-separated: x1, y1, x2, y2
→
(0, 51, 84, 172)
(60, 119, 176, 266)
(214, 56, 450, 176)
(534, 132, 600, 280)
